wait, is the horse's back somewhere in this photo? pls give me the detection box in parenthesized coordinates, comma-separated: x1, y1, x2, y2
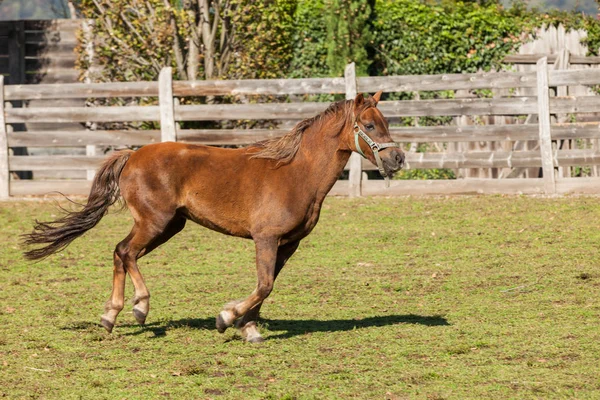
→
(122, 141, 248, 186)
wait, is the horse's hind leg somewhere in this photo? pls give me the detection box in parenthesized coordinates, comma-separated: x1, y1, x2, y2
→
(235, 240, 300, 343)
(129, 216, 186, 324)
(100, 214, 185, 332)
(101, 237, 130, 333)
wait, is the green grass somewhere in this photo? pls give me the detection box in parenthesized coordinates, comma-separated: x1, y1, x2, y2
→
(1, 196, 600, 399)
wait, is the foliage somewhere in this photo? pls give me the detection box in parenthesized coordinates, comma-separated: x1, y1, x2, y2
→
(584, 17, 600, 56)
(3, 197, 600, 397)
(289, 0, 372, 78)
(288, 0, 600, 79)
(287, 0, 600, 79)
(371, 0, 531, 76)
(369, 0, 600, 77)
(74, 0, 600, 81)
(288, 0, 333, 78)
(395, 167, 457, 179)
(75, 0, 175, 82)
(392, 141, 457, 180)
(495, 2, 600, 56)
(226, 0, 296, 79)
(74, 0, 295, 82)
(325, 0, 372, 76)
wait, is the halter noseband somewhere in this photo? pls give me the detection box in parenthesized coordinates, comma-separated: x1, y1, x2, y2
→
(353, 120, 400, 187)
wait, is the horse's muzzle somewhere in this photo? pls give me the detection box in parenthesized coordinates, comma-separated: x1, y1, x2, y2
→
(382, 148, 405, 175)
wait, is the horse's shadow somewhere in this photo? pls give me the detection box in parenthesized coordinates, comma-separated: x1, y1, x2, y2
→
(63, 314, 449, 339)
(264, 314, 449, 340)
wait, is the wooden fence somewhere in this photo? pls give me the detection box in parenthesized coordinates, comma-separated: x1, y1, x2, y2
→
(0, 20, 80, 85)
(2, 59, 600, 198)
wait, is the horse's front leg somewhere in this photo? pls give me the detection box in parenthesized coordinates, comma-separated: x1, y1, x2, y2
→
(235, 240, 300, 342)
(216, 237, 278, 340)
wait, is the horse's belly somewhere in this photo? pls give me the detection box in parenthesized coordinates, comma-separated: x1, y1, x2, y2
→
(183, 207, 252, 239)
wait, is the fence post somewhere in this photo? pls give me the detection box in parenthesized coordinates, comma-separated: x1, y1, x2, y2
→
(345, 62, 362, 197)
(536, 57, 556, 195)
(82, 18, 97, 181)
(0, 76, 9, 199)
(555, 49, 571, 178)
(85, 135, 96, 180)
(159, 67, 177, 142)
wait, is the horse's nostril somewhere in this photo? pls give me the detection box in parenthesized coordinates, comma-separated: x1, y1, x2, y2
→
(396, 152, 405, 166)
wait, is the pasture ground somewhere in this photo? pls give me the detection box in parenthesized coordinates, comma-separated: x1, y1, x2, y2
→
(1, 196, 599, 399)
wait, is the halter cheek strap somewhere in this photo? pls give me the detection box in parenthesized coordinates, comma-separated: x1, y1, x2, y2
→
(353, 122, 400, 187)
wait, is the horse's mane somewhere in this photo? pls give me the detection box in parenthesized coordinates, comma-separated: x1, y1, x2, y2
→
(249, 97, 376, 165)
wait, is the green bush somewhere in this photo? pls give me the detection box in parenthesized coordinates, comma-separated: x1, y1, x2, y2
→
(227, 0, 296, 79)
(76, 0, 600, 81)
(325, 0, 372, 76)
(371, 0, 531, 76)
(288, 0, 330, 78)
(289, 0, 373, 78)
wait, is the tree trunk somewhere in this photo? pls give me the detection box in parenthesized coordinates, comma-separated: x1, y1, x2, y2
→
(200, 0, 216, 80)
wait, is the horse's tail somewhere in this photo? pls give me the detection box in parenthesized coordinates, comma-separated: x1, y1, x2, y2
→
(22, 149, 135, 260)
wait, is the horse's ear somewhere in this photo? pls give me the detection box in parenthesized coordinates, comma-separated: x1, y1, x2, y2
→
(372, 90, 383, 105)
(354, 93, 365, 108)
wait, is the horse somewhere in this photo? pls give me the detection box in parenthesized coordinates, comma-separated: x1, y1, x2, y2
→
(22, 91, 405, 343)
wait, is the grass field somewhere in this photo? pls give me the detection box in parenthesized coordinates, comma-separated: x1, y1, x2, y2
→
(1, 195, 600, 399)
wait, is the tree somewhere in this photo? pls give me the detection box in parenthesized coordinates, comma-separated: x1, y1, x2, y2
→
(74, 0, 295, 82)
(324, 0, 372, 76)
(226, 0, 296, 79)
(288, 0, 330, 78)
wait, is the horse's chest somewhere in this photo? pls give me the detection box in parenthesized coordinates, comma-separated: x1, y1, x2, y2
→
(304, 207, 321, 231)
(284, 204, 322, 243)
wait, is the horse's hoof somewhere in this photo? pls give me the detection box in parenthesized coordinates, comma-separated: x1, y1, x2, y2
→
(216, 313, 229, 333)
(247, 336, 265, 344)
(100, 317, 114, 333)
(133, 308, 147, 325)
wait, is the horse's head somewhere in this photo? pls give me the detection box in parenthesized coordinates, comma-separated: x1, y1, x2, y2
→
(350, 91, 405, 179)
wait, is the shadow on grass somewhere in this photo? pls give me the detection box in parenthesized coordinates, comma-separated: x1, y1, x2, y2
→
(60, 318, 215, 338)
(62, 314, 448, 339)
(263, 314, 449, 340)
(125, 318, 216, 337)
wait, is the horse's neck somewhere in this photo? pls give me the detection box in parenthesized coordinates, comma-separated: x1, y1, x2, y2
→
(290, 122, 352, 199)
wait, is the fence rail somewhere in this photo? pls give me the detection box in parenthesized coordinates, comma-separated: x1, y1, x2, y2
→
(5, 96, 600, 124)
(5, 68, 600, 100)
(3, 58, 600, 198)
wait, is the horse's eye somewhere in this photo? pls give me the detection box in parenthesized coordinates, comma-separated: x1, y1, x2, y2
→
(365, 124, 375, 131)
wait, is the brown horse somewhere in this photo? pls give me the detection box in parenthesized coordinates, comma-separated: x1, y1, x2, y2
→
(23, 92, 404, 343)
